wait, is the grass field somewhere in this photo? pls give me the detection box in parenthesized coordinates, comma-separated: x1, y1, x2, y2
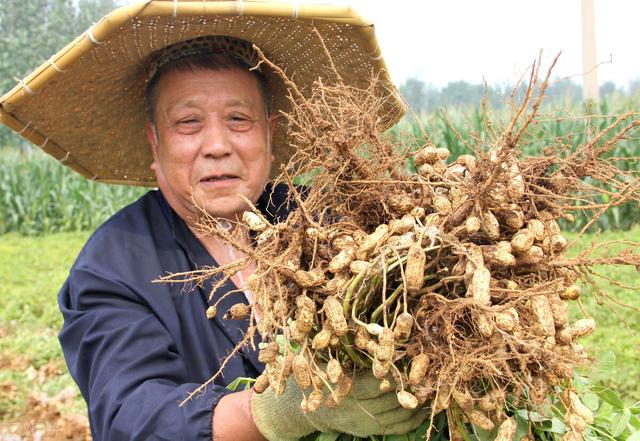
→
(0, 228, 638, 434)
(0, 232, 90, 422)
(564, 229, 640, 398)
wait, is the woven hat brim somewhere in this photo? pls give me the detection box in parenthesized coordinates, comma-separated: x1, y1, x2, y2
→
(0, 1, 405, 186)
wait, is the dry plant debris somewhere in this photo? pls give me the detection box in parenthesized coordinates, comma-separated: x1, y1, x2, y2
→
(161, 51, 640, 440)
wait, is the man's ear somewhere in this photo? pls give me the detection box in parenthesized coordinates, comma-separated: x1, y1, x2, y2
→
(146, 122, 159, 170)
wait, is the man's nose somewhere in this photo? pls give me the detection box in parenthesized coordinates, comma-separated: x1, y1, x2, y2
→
(200, 118, 233, 158)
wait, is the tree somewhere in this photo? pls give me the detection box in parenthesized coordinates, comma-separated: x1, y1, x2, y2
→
(0, 0, 117, 148)
(628, 78, 640, 97)
(599, 81, 618, 97)
(544, 78, 582, 105)
(399, 77, 428, 114)
(439, 81, 485, 108)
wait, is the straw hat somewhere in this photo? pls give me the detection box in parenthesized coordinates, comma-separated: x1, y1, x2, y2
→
(0, 0, 404, 186)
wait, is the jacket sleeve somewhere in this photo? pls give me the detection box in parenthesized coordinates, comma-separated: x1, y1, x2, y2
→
(58, 266, 231, 441)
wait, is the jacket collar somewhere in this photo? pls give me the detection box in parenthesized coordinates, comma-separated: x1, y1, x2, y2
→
(153, 183, 297, 373)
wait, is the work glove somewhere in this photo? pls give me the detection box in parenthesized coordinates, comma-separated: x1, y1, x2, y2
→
(251, 371, 427, 441)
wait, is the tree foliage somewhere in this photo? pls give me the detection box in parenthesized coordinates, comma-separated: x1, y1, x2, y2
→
(398, 75, 637, 115)
(0, 0, 118, 146)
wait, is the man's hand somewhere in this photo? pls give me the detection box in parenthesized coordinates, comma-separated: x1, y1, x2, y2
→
(213, 389, 267, 441)
(251, 371, 427, 441)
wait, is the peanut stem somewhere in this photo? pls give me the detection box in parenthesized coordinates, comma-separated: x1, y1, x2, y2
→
(371, 283, 404, 323)
(342, 270, 367, 316)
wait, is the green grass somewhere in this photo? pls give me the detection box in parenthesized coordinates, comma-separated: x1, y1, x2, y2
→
(565, 228, 640, 402)
(0, 231, 90, 418)
(0, 229, 638, 423)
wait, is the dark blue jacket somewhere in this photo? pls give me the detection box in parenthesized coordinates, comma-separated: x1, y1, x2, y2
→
(58, 185, 292, 440)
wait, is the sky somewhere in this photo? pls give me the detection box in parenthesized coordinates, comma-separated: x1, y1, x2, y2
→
(112, 0, 640, 91)
(344, 0, 640, 90)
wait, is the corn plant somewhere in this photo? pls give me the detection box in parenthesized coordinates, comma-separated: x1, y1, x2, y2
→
(395, 96, 640, 233)
(0, 148, 146, 235)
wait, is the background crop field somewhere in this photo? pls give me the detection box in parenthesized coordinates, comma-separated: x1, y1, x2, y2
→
(0, 148, 145, 236)
(2, 94, 638, 236)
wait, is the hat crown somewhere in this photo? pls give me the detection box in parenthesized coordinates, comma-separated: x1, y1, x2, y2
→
(146, 35, 260, 82)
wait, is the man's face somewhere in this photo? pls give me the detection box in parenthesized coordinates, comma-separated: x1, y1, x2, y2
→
(147, 67, 275, 223)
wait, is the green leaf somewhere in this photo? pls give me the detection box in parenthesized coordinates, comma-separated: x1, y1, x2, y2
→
(581, 392, 600, 411)
(432, 411, 448, 438)
(611, 409, 631, 437)
(513, 414, 532, 440)
(225, 376, 255, 391)
(595, 401, 614, 421)
(573, 375, 591, 392)
(594, 386, 625, 409)
(471, 427, 494, 441)
(515, 409, 551, 423)
(598, 351, 616, 378)
(413, 418, 431, 439)
(627, 432, 640, 441)
(548, 417, 567, 434)
(592, 351, 616, 381)
(382, 435, 410, 441)
(316, 433, 340, 441)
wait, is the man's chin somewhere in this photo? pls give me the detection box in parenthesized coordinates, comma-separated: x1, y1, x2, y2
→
(197, 197, 250, 221)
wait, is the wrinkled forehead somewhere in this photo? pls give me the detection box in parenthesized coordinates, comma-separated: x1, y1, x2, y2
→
(145, 51, 271, 122)
(154, 67, 267, 113)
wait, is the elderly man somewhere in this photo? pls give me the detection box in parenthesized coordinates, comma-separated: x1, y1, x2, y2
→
(0, 1, 421, 440)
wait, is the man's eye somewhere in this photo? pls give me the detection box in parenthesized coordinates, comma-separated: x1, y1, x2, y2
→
(178, 118, 200, 125)
(228, 115, 255, 131)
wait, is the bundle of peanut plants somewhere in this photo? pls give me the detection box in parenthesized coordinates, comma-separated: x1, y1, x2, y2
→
(164, 53, 640, 440)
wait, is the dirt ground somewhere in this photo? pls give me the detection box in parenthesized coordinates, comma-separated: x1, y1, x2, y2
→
(0, 412, 90, 441)
(0, 359, 90, 441)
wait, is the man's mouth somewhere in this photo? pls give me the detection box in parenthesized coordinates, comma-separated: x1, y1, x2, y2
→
(200, 174, 238, 183)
